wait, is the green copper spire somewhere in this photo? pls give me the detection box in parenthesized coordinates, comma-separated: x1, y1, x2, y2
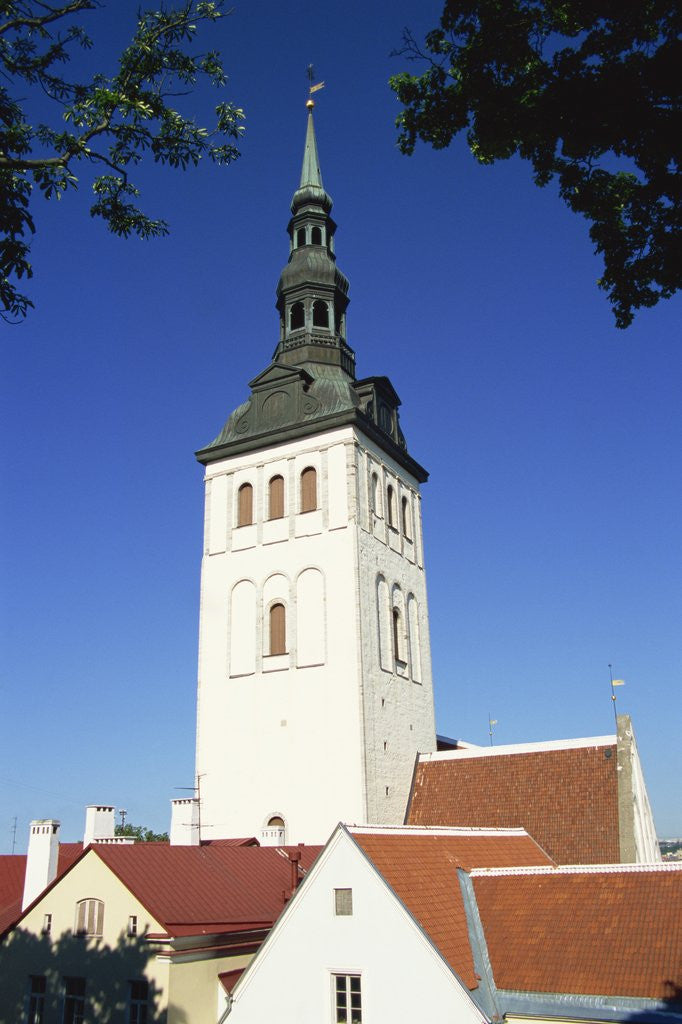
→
(196, 96, 427, 486)
(300, 107, 324, 189)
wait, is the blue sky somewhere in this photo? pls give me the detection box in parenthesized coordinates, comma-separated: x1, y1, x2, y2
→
(2, 0, 680, 849)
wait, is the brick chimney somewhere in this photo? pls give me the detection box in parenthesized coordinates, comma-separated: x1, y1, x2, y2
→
(22, 820, 60, 910)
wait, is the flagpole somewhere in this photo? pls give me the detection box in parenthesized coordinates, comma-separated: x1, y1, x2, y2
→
(608, 663, 627, 728)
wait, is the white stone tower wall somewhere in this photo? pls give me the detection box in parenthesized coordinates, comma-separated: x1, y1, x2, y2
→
(352, 437, 437, 824)
(196, 427, 367, 845)
(195, 424, 436, 844)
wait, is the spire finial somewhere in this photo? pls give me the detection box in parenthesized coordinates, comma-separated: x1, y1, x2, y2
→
(306, 63, 325, 110)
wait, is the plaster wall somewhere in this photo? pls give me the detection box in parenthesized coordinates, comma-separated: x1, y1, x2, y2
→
(0, 851, 170, 1024)
(168, 951, 253, 1024)
(226, 828, 482, 1024)
(195, 425, 436, 844)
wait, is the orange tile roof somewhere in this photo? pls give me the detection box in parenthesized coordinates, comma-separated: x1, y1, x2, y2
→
(407, 743, 620, 863)
(351, 828, 553, 990)
(472, 865, 682, 1000)
(93, 842, 322, 937)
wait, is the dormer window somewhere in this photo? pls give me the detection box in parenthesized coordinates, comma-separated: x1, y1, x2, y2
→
(290, 301, 305, 331)
(312, 299, 329, 328)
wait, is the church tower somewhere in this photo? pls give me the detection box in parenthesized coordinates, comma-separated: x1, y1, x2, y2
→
(194, 102, 437, 845)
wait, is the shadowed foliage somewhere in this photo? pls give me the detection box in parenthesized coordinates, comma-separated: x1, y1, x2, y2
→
(390, 0, 681, 328)
(0, 1, 244, 321)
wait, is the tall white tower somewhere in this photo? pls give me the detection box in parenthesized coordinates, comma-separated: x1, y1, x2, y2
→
(194, 104, 436, 845)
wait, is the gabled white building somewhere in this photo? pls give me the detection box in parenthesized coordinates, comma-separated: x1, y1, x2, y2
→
(194, 103, 437, 845)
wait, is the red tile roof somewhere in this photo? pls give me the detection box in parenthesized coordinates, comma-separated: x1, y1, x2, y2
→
(351, 827, 553, 990)
(0, 843, 82, 935)
(472, 865, 682, 1000)
(219, 968, 245, 993)
(93, 842, 322, 937)
(407, 741, 620, 863)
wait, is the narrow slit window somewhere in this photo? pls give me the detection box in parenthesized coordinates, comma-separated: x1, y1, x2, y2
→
(237, 482, 253, 527)
(269, 603, 286, 655)
(269, 475, 284, 519)
(387, 485, 396, 528)
(370, 472, 381, 517)
(392, 607, 401, 662)
(401, 495, 411, 539)
(300, 467, 317, 513)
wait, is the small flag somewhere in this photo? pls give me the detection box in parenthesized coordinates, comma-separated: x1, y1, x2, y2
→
(489, 719, 498, 725)
(310, 81, 325, 94)
(612, 679, 625, 686)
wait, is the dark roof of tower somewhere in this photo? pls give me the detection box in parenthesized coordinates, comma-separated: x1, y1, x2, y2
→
(197, 104, 427, 483)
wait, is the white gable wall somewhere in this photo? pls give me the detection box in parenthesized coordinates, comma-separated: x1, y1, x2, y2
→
(226, 827, 484, 1024)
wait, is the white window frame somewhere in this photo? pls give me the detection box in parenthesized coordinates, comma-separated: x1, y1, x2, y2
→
(332, 973, 362, 1024)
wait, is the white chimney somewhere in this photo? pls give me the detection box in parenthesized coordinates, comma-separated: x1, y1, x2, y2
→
(83, 805, 116, 846)
(170, 798, 200, 846)
(22, 820, 60, 910)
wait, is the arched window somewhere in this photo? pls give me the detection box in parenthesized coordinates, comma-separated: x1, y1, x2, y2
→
(269, 475, 284, 519)
(311, 226, 322, 245)
(312, 299, 329, 328)
(269, 603, 286, 655)
(290, 301, 304, 331)
(401, 495, 411, 539)
(386, 485, 396, 528)
(261, 815, 286, 846)
(296, 227, 306, 247)
(392, 607, 402, 662)
(300, 467, 317, 513)
(75, 898, 104, 936)
(371, 472, 382, 517)
(237, 482, 253, 527)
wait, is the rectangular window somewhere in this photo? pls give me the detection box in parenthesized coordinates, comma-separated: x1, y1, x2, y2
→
(42, 913, 52, 935)
(129, 979, 149, 1024)
(334, 888, 353, 916)
(334, 975, 361, 1024)
(128, 915, 138, 937)
(62, 977, 85, 1024)
(27, 976, 46, 1024)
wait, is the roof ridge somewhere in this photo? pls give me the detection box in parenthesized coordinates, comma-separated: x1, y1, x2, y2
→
(419, 735, 616, 761)
(349, 825, 531, 838)
(470, 862, 682, 876)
